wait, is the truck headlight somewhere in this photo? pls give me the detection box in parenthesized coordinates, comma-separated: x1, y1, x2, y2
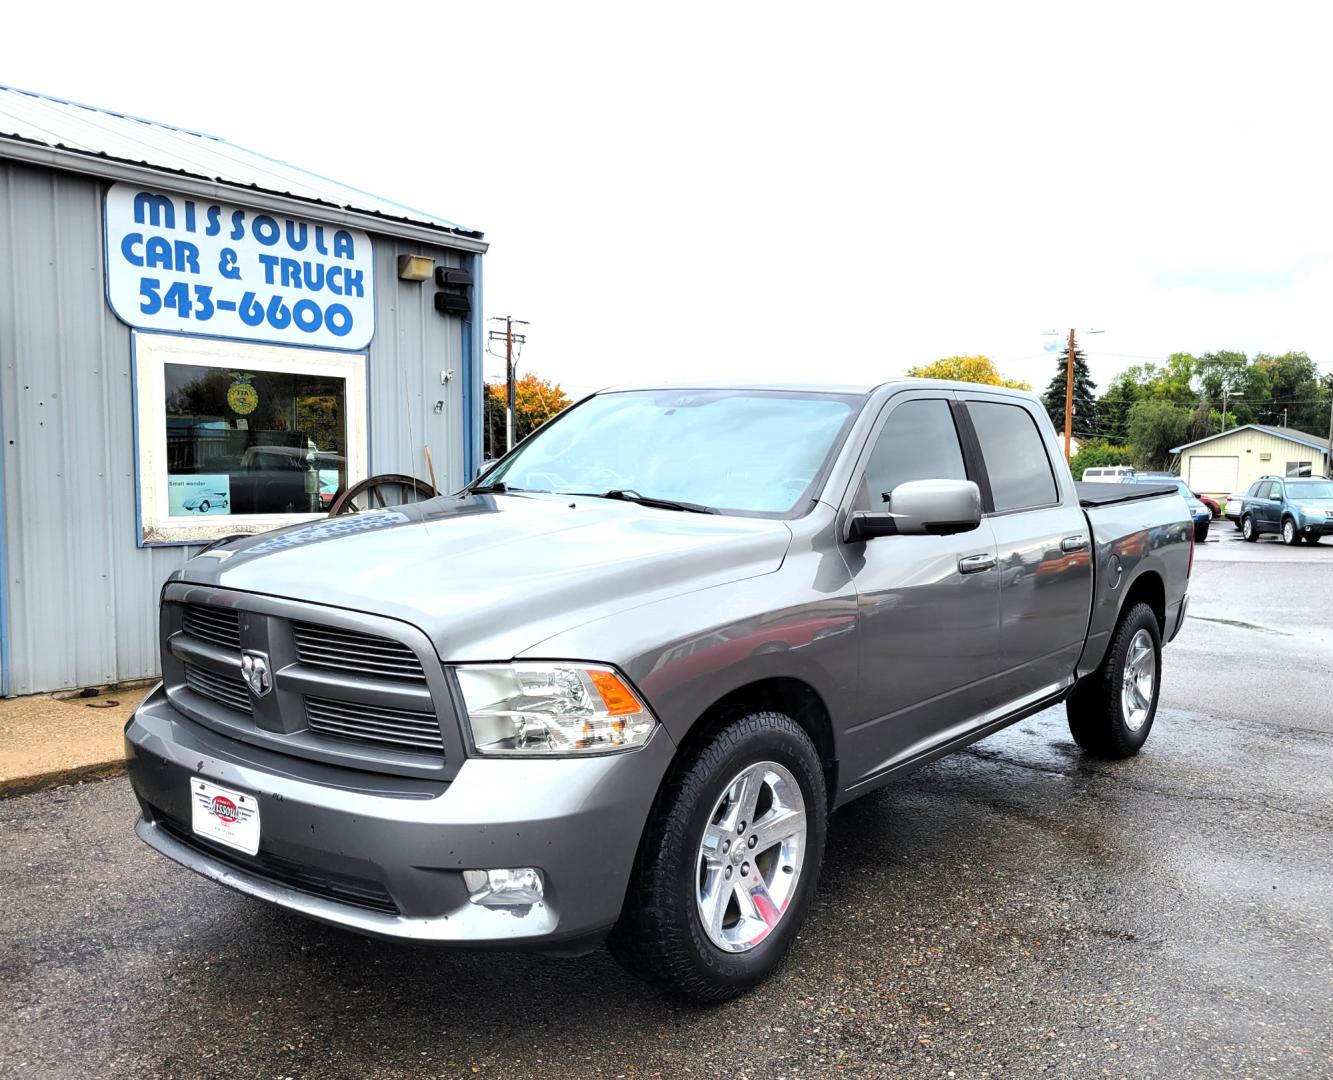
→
(454, 663, 657, 755)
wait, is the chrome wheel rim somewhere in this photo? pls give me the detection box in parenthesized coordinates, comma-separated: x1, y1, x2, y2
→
(1121, 628, 1156, 732)
(1283, 520, 1295, 544)
(695, 760, 807, 953)
(1243, 517, 1253, 539)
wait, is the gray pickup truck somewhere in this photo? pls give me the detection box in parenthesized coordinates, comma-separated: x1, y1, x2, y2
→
(125, 380, 1192, 1001)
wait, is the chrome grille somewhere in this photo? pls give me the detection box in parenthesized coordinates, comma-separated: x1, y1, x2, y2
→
(181, 605, 241, 649)
(184, 662, 252, 715)
(305, 696, 444, 752)
(293, 623, 426, 682)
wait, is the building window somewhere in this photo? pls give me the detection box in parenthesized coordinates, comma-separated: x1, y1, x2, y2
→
(134, 332, 367, 545)
(1286, 461, 1313, 477)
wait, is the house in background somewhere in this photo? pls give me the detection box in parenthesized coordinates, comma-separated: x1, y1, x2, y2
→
(1171, 424, 1331, 497)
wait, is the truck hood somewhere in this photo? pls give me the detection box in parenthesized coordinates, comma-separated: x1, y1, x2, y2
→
(175, 493, 793, 660)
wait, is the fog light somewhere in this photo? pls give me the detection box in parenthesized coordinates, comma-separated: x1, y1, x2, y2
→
(463, 867, 544, 907)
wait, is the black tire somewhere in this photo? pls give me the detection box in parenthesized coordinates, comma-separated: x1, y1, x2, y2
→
(608, 711, 828, 1002)
(1065, 602, 1162, 758)
(1281, 517, 1300, 546)
(1307, 535, 1322, 545)
(1194, 520, 1209, 543)
(1242, 514, 1258, 542)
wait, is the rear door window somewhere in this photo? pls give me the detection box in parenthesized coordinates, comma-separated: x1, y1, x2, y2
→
(967, 401, 1059, 512)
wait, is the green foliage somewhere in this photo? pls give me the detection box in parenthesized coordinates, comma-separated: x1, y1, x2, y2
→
(1096, 347, 1332, 469)
(1041, 346, 1099, 438)
(1127, 400, 1193, 470)
(1068, 440, 1134, 482)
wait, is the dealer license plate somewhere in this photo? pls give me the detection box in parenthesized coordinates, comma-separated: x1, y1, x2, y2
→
(190, 777, 260, 856)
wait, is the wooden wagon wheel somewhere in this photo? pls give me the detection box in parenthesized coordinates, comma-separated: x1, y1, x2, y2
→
(327, 473, 437, 515)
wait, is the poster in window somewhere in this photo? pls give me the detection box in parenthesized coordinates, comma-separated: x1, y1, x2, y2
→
(168, 473, 232, 515)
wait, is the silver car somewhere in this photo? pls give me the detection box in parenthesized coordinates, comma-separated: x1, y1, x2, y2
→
(125, 380, 1191, 1001)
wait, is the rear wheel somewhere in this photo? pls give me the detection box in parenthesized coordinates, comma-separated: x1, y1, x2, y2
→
(1194, 520, 1209, 543)
(1282, 517, 1299, 546)
(608, 710, 827, 1002)
(1066, 602, 1162, 758)
(1242, 514, 1258, 542)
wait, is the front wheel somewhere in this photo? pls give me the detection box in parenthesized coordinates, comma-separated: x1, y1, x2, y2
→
(1282, 518, 1300, 545)
(608, 710, 828, 1002)
(1242, 514, 1259, 542)
(1066, 602, 1162, 758)
(198, 501, 210, 513)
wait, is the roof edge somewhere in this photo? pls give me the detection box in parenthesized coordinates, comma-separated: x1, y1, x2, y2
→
(1170, 423, 1329, 455)
(0, 135, 487, 252)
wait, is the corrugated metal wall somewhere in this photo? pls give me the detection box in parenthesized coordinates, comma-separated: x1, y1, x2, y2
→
(0, 159, 471, 695)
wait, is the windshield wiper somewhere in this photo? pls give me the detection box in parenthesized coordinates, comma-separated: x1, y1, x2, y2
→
(468, 482, 545, 495)
(566, 489, 717, 514)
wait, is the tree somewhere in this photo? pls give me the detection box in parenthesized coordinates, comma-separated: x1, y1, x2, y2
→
(1252, 351, 1326, 431)
(905, 355, 1030, 389)
(483, 373, 572, 458)
(1041, 345, 1099, 439)
(1097, 370, 1142, 446)
(1127, 400, 1192, 470)
(1068, 439, 1134, 482)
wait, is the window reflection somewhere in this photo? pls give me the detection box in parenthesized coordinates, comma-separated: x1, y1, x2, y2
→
(164, 363, 348, 516)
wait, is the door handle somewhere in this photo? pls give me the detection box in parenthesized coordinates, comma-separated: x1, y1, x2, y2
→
(958, 553, 997, 574)
(1061, 535, 1089, 553)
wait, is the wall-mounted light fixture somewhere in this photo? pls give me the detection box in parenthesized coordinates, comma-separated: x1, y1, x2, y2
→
(397, 254, 436, 282)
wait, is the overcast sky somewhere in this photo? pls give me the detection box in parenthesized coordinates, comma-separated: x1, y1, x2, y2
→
(3, 2, 1330, 407)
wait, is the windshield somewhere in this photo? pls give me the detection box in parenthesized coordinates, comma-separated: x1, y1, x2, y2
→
(1287, 480, 1333, 499)
(481, 388, 862, 515)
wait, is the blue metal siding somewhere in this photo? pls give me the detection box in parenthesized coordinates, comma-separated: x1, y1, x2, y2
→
(0, 159, 472, 695)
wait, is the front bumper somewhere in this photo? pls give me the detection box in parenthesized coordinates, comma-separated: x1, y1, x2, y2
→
(1298, 516, 1333, 537)
(125, 685, 675, 950)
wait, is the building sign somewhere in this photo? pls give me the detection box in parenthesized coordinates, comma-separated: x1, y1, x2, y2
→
(105, 183, 374, 350)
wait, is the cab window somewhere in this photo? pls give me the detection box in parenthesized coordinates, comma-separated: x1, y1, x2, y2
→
(865, 398, 967, 505)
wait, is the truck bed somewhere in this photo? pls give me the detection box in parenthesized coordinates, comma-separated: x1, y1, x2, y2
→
(1075, 482, 1179, 508)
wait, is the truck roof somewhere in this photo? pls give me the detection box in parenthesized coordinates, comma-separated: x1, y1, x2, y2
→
(594, 378, 1040, 400)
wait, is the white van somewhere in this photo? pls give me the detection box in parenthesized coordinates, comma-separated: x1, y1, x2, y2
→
(1081, 466, 1136, 483)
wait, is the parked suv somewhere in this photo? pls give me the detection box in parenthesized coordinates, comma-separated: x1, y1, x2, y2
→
(1120, 474, 1212, 541)
(1240, 476, 1333, 544)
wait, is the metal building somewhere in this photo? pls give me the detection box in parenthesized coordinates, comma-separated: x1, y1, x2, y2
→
(1171, 424, 1331, 500)
(0, 86, 487, 696)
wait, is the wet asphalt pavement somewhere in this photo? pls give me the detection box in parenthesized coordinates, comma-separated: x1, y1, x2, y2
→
(2, 537, 1330, 1079)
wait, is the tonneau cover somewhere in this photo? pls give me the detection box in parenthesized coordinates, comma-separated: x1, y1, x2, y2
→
(1075, 482, 1180, 509)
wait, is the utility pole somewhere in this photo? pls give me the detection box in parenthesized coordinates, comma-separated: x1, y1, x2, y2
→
(1326, 394, 1333, 477)
(486, 316, 529, 454)
(1064, 328, 1076, 463)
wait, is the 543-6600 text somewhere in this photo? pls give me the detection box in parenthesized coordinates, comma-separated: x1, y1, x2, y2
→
(138, 278, 353, 337)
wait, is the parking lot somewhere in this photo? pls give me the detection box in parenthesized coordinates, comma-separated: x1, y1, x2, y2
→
(2, 537, 1330, 1080)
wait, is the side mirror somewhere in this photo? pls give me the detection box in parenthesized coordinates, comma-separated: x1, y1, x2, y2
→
(845, 479, 983, 542)
(475, 459, 499, 481)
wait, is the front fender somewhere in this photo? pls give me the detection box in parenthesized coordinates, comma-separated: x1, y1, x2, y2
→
(519, 551, 859, 756)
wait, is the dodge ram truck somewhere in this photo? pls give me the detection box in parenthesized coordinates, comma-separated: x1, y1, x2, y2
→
(125, 379, 1192, 1001)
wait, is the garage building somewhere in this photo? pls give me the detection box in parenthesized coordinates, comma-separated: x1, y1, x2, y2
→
(1171, 424, 1331, 499)
(0, 86, 487, 697)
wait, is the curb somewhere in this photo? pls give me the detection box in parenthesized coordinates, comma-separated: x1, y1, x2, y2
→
(0, 758, 127, 799)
